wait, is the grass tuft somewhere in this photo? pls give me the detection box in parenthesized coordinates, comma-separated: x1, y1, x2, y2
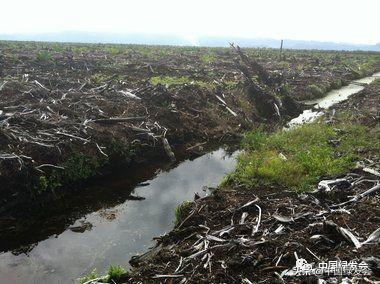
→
(78, 269, 99, 284)
(174, 200, 193, 227)
(107, 265, 126, 282)
(35, 50, 52, 62)
(307, 84, 326, 97)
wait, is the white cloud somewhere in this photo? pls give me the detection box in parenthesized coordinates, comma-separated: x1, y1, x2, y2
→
(0, 0, 379, 44)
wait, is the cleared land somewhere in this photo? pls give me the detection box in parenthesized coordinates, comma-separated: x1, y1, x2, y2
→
(0, 42, 379, 211)
(0, 41, 380, 283)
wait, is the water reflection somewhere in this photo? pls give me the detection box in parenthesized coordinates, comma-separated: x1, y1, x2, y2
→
(0, 148, 238, 283)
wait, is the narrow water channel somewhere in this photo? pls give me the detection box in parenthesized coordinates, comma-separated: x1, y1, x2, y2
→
(0, 148, 239, 283)
(287, 72, 380, 127)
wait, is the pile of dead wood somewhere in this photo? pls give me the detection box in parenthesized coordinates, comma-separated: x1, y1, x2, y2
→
(126, 163, 380, 283)
(0, 78, 177, 174)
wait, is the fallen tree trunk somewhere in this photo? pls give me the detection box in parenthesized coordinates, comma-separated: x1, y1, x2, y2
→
(231, 44, 274, 86)
(230, 43, 301, 121)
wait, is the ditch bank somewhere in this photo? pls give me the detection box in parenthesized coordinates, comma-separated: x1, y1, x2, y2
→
(111, 78, 380, 283)
(0, 82, 253, 215)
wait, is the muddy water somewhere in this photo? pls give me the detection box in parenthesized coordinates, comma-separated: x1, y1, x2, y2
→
(287, 72, 380, 127)
(0, 148, 239, 283)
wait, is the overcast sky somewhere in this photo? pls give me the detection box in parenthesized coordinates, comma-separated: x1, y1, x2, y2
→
(1, 0, 379, 44)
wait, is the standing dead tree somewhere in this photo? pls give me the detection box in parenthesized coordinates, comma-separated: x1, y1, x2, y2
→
(230, 43, 300, 121)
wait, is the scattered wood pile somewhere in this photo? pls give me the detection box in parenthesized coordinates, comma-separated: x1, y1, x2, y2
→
(0, 76, 183, 210)
(126, 163, 380, 283)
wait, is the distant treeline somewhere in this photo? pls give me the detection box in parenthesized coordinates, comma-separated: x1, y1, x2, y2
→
(1, 32, 379, 51)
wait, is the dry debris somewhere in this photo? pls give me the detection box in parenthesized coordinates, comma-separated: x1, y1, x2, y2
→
(126, 166, 380, 283)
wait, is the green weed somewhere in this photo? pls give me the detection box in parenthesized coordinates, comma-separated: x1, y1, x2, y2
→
(107, 265, 126, 282)
(307, 84, 325, 97)
(331, 79, 342, 89)
(41, 154, 99, 192)
(222, 80, 239, 89)
(150, 75, 191, 86)
(108, 139, 136, 163)
(35, 50, 52, 62)
(174, 200, 193, 227)
(90, 73, 111, 85)
(201, 52, 216, 63)
(78, 269, 99, 284)
(38, 176, 48, 191)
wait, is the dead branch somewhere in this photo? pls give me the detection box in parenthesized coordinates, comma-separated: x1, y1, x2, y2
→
(56, 131, 90, 143)
(252, 204, 262, 235)
(230, 44, 283, 120)
(331, 183, 380, 208)
(91, 116, 146, 125)
(152, 274, 184, 279)
(35, 164, 65, 170)
(162, 137, 176, 162)
(118, 90, 141, 100)
(230, 43, 273, 86)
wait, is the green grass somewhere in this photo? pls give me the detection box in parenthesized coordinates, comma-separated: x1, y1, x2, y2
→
(107, 265, 126, 282)
(150, 75, 191, 86)
(174, 200, 193, 227)
(39, 154, 100, 192)
(307, 84, 326, 97)
(201, 52, 217, 63)
(35, 50, 52, 62)
(226, 114, 379, 191)
(77, 265, 126, 284)
(78, 269, 99, 284)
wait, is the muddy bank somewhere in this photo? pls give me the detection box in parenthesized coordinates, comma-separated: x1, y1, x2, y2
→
(122, 81, 380, 283)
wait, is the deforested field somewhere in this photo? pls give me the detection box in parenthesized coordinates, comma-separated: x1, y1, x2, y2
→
(0, 41, 379, 283)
